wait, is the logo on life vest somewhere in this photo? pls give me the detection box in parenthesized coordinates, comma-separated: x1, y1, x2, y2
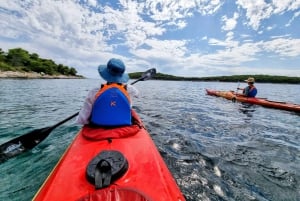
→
(110, 101, 116, 106)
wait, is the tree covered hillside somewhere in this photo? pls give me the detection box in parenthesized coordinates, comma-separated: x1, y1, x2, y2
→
(129, 72, 300, 84)
(0, 48, 79, 76)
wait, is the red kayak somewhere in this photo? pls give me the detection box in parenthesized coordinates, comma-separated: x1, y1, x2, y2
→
(206, 89, 300, 113)
(33, 110, 185, 201)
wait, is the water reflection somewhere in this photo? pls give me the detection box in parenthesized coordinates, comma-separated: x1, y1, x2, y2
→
(238, 103, 256, 120)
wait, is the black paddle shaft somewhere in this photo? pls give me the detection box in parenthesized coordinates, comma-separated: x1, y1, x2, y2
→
(0, 68, 156, 163)
(0, 112, 79, 163)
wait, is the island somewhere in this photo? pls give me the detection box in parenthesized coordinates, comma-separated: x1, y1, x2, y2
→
(0, 48, 83, 79)
(130, 72, 300, 84)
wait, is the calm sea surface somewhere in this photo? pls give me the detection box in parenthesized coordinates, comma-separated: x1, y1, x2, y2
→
(0, 79, 299, 201)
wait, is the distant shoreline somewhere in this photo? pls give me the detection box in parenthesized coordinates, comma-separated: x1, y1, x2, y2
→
(0, 71, 84, 79)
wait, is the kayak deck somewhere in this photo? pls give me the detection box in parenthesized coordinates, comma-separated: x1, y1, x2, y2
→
(33, 111, 185, 201)
(206, 89, 300, 113)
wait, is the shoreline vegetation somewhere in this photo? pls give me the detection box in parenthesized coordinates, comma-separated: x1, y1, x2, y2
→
(0, 47, 84, 79)
(130, 72, 300, 84)
(1, 47, 299, 83)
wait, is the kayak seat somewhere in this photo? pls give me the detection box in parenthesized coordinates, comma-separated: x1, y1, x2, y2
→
(82, 110, 143, 141)
(86, 150, 128, 189)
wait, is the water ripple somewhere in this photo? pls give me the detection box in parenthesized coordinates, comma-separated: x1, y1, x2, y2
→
(0, 79, 299, 201)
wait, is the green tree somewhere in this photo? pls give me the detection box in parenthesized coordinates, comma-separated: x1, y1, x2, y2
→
(0, 47, 80, 76)
(30, 53, 39, 61)
(57, 64, 70, 75)
(6, 48, 31, 67)
(68, 67, 77, 76)
(29, 60, 44, 73)
(0, 48, 5, 62)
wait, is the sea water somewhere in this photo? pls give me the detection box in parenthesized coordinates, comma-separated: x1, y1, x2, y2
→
(0, 79, 299, 201)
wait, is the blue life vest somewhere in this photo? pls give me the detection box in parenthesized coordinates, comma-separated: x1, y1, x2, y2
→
(244, 86, 257, 97)
(90, 83, 131, 126)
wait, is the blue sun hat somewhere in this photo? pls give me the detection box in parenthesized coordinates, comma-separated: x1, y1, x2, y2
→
(98, 58, 129, 83)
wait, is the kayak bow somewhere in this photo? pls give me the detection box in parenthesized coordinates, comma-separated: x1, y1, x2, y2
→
(206, 89, 300, 113)
(33, 110, 185, 201)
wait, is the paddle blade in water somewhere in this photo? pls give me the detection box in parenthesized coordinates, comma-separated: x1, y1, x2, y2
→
(0, 127, 53, 163)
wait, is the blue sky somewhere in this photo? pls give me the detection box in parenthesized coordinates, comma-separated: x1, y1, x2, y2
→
(0, 0, 299, 78)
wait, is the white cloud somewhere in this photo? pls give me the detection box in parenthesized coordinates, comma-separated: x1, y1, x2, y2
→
(262, 38, 300, 57)
(87, 0, 98, 7)
(208, 38, 228, 46)
(226, 32, 235, 41)
(221, 12, 239, 31)
(272, 0, 300, 14)
(143, 0, 222, 25)
(132, 38, 187, 60)
(236, 0, 272, 30)
(286, 11, 300, 27)
(236, 0, 300, 30)
(0, 0, 299, 78)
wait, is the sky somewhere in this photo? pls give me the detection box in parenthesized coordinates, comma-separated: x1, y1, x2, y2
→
(0, 0, 300, 78)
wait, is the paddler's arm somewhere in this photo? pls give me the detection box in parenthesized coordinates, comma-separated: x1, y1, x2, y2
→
(127, 85, 139, 108)
(236, 87, 247, 96)
(127, 84, 139, 98)
(76, 88, 98, 125)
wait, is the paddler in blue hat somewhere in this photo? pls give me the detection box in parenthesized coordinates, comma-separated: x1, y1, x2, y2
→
(77, 58, 139, 126)
(237, 77, 257, 97)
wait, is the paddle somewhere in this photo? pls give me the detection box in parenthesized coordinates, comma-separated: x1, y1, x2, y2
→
(232, 81, 240, 102)
(0, 68, 156, 163)
(236, 81, 240, 94)
(130, 68, 156, 84)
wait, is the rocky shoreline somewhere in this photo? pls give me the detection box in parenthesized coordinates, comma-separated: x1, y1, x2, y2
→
(0, 71, 83, 79)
